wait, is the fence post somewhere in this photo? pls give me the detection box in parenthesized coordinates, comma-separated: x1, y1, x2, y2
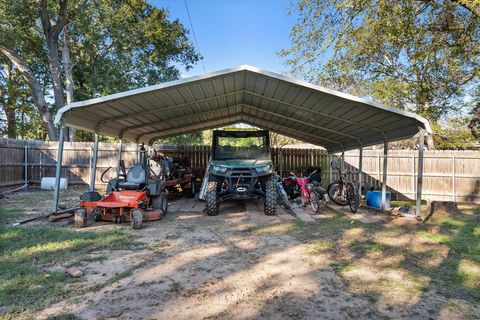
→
(452, 154, 456, 202)
(412, 154, 416, 199)
(377, 153, 381, 188)
(279, 149, 283, 177)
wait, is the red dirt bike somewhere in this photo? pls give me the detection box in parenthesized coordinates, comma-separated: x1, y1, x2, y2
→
(282, 170, 326, 213)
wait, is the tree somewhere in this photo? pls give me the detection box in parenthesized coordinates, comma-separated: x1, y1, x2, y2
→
(0, 0, 200, 140)
(281, 0, 480, 148)
(270, 132, 299, 148)
(156, 132, 203, 145)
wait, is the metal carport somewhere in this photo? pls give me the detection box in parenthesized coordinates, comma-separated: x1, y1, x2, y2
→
(53, 65, 432, 215)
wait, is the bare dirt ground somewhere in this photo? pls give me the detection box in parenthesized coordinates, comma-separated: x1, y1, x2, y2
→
(1, 189, 479, 320)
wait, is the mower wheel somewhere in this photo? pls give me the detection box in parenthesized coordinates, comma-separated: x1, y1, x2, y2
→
(92, 208, 101, 222)
(205, 181, 219, 216)
(264, 179, 277, 216)
(160, 192, 168, 215)
(152, 192, 168, 215)
(185, 178, 196, 198)
(74, 208, 87, 228)
(131, 209, 143, 229)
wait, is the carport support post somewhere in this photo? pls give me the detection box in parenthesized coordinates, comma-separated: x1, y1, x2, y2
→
(358, 147, 363, 204)
(53, 126, 65, 213)
(116, 139, 123, 178)
(90, 133, 99, 192)
(416, 130, 425, 216)
(381, 139, 388, 210)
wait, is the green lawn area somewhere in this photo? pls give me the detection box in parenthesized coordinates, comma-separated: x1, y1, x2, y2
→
(0, 208, 137, 320)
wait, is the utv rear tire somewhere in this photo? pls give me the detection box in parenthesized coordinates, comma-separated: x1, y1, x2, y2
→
(131, 209, 143, 229)
(205, 181, 219, 216)
(264, 179, 277, 216)
(74, 208, 87, 228)
(185, 178, 196, 198)
(152, 192, 168, 215)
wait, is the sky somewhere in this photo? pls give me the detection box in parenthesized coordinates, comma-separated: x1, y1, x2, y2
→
(149, 0, 298, 78)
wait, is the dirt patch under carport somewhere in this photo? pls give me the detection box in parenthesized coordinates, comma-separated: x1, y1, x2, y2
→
(1, 190, 479, 319)
(35, 201, 375, 319)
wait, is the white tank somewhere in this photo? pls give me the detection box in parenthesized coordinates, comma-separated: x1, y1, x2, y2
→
(40, 177, 68, 190)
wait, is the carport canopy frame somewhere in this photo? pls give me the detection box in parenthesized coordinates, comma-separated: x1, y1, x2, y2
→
(53, 65, 432, 215)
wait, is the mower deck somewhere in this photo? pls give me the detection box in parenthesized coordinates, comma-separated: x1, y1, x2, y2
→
(80, 190, 164, 223)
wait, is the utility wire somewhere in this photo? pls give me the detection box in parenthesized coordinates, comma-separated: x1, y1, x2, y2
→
(184, 0, 206, 73)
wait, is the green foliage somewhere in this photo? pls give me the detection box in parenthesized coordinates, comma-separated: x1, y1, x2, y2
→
(0, 0, 200, 140)
(69, 0, 201, 99)
(281, 0, 480, 130)
(155, 132, 203, 145)
(433, 118, 479, 149)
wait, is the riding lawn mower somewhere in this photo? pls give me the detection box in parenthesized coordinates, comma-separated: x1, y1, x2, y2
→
(74, 144, 169, 229)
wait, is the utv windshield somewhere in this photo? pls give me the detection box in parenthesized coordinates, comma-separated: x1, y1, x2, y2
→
(213, 131, 270, 160)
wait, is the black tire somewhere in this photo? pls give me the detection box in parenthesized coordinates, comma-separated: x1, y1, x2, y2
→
(131, 209, 143, 229)
(205, 181, 219, 216)
(327, 182, 349, 206)
(160, 192, 168, 215)
(74, 208, 87, 228)
(264, 179, 277, 216)
(92, 208, 101, 222)
(185, 179, 196, 198)
(346, 182, 359, 213)
(279, 192, 290, 209)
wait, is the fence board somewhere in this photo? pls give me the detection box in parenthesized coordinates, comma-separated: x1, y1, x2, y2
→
(0, 138, 479, 203)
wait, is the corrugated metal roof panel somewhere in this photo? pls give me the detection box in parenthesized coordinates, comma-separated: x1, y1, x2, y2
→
(55, 65, 431, 152)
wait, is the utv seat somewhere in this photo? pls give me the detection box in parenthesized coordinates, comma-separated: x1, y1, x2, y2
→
(118, 164, 147, 190)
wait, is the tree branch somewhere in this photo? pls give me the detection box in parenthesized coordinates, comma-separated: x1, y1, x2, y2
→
(451, 0, 480, 17)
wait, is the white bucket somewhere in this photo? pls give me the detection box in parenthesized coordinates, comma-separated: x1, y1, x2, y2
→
(40, 177, 68, 190)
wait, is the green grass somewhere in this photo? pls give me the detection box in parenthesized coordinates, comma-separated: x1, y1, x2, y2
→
(415, 209, 480, 295)
(0, 208, 29, 225)
(350, 239, 386, 255)
(0, 219, 137, 319)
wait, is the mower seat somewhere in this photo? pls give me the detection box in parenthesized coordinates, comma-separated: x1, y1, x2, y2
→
(118, 164, 146, 190)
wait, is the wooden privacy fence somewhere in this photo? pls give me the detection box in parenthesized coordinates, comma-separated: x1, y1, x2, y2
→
(1, 138, 479, 203)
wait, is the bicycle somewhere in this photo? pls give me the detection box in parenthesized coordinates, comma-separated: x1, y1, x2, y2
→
(326, 160, 359, 213)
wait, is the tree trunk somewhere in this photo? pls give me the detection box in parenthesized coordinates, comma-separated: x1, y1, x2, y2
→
(5, 107, 16, 138)
(46, 36, 65, 112)
(426, 134, 435, 150)
(60, 28, 76, 141)
(0, 45, 57, 140)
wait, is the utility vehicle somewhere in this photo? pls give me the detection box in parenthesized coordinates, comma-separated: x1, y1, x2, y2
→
(203, 129, 276, 216)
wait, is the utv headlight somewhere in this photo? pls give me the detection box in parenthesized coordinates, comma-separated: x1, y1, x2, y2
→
(255, 165, 271, 173)
(212, 165, 228, 173)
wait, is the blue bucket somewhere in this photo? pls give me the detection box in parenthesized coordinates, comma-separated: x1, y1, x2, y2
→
(366, 191, 390, 209)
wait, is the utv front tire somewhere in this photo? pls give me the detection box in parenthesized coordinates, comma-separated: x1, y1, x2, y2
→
(264, 179, 277, 216)
(206, 181, 219, 216)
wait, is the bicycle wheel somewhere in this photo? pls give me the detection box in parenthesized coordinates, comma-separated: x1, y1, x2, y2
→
(346, 182, 359, 213)
(327, 182, 348, 206)
(309, 191, 320, 213)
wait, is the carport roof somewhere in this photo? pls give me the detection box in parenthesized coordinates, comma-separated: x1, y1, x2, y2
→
(55, 65, 431, 152)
